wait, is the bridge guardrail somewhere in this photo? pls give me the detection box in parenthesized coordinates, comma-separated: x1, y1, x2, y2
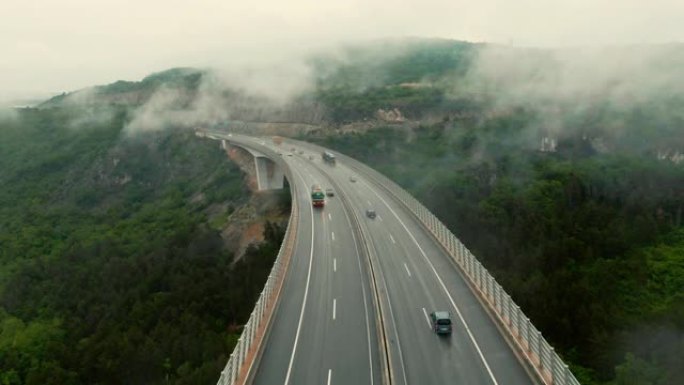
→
(296, 140, 579, 385)
(212, 136, 300, 385)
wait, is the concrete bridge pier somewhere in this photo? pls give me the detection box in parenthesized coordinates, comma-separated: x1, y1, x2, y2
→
(222, 140, 285, 191)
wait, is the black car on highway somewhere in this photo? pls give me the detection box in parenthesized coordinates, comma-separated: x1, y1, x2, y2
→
(430, 311, 452, 335)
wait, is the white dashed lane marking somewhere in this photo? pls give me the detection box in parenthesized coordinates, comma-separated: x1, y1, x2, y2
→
(404, 263, 412, 278)
(333, 299, 337, 320)
(422, 307, 431, 329)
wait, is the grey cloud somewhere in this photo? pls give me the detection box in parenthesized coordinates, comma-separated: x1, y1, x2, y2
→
(2, 0, 683, 100)
(124, 86, 200, 135)
(442, 43, 684, 157)
(464, 44, 684, 107)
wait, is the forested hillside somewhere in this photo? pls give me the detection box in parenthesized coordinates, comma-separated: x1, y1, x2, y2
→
(0, 107, 287, 384)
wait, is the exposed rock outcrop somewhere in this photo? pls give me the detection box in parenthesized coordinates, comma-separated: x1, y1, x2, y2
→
(376, 108, 406, 123)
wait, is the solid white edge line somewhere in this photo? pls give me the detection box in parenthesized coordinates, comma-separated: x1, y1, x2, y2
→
(333, 298, 337, 320)
(283, 170, 316, 385)
(403, 263, 412, 278)
(422, 307, 432, 329)
(362, 180, 500, 385)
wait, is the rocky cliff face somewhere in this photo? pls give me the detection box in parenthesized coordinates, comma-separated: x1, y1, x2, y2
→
(218, 97, 327, 125)
(375, 108, 406, 122)
(216, 143, 290, 260)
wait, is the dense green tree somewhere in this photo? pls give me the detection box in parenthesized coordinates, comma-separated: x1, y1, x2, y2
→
(0, 107, 288, 384)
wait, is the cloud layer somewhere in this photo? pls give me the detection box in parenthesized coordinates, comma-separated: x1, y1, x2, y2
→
(2, 0, 683, 100)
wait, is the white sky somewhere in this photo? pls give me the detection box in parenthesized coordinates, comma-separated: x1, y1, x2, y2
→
(1, 0, 683, 100)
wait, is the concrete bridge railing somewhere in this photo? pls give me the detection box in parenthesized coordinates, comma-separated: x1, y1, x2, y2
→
(215, 139, 299, 385)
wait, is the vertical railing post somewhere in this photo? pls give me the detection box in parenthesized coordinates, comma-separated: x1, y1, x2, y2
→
(256, 297, 262, 320)
(526, 319, 533, 351)
(481, 268, 487, 296)
(229, 353, 237, 384)
(243, 323, 250, 355)
(494, 285, 500, 312)
(468, 252, 478, 280)
(497, 285, 503, 313)
(536, 331, 543, 362)
(477, 263, 484, 288)
(516, 305, 522, 334)
(249, 317, 256, 347)
(239, 337, 245, 367)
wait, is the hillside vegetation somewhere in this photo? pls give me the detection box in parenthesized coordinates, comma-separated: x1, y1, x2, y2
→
(0, 107, 287, 384)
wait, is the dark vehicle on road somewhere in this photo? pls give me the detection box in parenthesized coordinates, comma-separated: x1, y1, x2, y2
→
(366, 209, 376, 219)
(326, 188, 335, 197)
(430, 311, 452, 335)
(322, 151, 336, 165)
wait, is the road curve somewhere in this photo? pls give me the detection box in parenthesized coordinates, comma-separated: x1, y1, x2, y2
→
(212, 133, 536, 385)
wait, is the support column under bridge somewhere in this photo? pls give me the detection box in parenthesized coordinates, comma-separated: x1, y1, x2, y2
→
(222, 140, 285, 191)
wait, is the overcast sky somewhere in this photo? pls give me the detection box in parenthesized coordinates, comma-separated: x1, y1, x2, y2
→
(1, 0, 683, 100)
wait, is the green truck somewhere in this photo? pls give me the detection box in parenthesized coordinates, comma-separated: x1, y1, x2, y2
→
(311, 184, 325, 208)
